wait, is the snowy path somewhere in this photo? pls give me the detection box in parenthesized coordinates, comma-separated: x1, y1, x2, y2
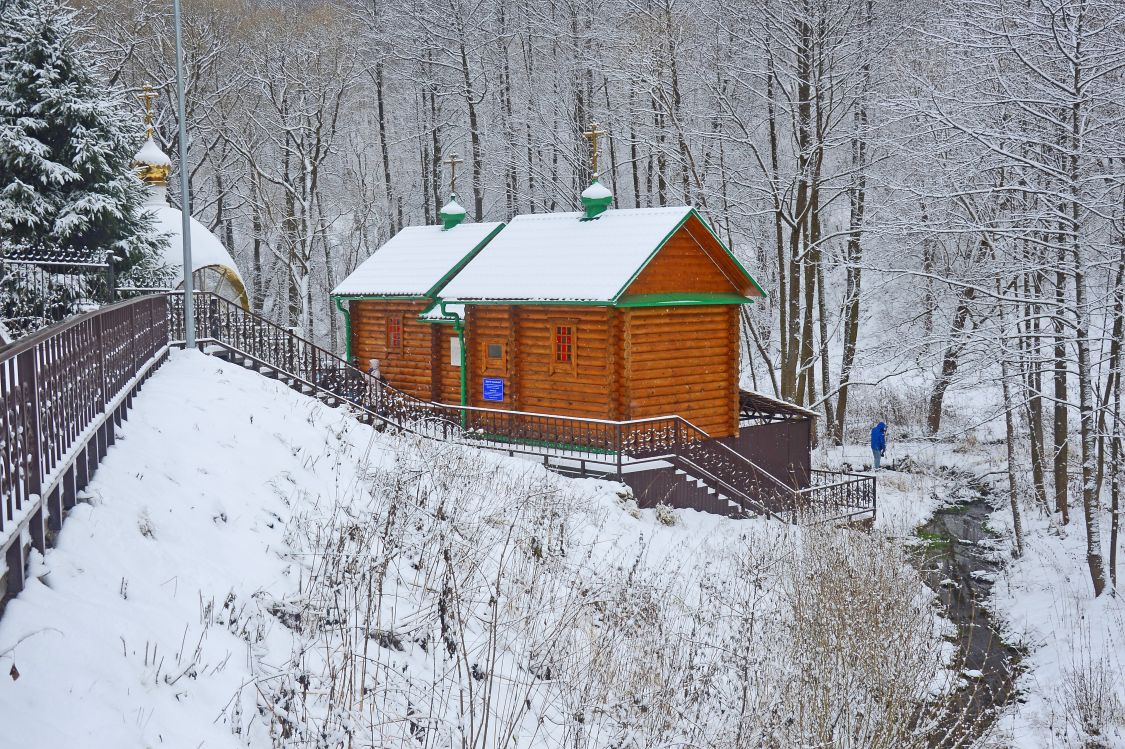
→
(0, 350, 770, 748)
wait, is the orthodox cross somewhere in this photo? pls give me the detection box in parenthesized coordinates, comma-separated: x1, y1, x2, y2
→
(444, 153, 464, 195)
(582, 122, 607, 178)
(137, 83, 156, 137)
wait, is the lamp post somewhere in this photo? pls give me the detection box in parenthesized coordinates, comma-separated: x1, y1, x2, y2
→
(172, 0, 195, 347)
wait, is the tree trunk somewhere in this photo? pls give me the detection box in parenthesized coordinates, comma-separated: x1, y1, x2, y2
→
(998, 281, 1024, 558)
(926, 286, 975, 434)
(1053, 263, 1071, 523)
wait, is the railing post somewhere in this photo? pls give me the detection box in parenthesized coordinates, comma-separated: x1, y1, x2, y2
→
(20, 348, 44, 554)
(615, 423, 623, 481)
(105, 261, 116, 303)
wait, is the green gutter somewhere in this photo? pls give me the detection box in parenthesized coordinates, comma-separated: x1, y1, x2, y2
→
(439, 300, 468, 428)
(440, 293, 755, 308)
(616, 292, 756, 307)
(332, 293, 429, 301)
(444, 298, 614, 307)
(334, 297, 353, 361)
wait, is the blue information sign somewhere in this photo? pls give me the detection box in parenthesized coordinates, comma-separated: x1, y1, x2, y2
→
(482, 377, 505, 402)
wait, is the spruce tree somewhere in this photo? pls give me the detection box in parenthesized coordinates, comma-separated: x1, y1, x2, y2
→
(0, 0, 163, 270)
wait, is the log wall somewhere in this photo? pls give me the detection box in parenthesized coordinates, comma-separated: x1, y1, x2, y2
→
(348, 300, 434, 400)
(628, 230, 738, 295)
(464, 305, 617, 419)
(626, 213, 753, 297)
(622, 305, 739, 437)
(435, 328, 462, 404)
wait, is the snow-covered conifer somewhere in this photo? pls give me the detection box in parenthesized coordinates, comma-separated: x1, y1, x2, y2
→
(0, 0, 163, 270)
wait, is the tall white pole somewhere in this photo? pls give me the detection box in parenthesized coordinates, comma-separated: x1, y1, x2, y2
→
(172, 0, 195, 347)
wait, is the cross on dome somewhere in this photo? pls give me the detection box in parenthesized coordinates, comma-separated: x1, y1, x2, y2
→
(137, 83, 156, 138)
(444, 153, 464, 195)
(132, 83, 171, 187)
(439, 152, 467, 230)
(580, 122, 612, 219)
(582, 122, 607, 179)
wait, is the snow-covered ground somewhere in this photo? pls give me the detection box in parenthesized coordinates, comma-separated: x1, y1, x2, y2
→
(823, 432, 1125, 748)
(0, 351, 946, 748)
(988, 502, 1125, 748)
(3, 349, 1116, 747)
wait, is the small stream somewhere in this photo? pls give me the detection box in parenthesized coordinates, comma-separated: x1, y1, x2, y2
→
(911, 470, 1024, 747)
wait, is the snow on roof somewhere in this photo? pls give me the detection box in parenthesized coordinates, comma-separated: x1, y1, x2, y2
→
(332, 222, 504, 298)
(439, 206, 694, 302)
(581, 181, 612, 200)
(134, 136, 171, 167)
(148, 204, 242, 278)
(440, 199, 467, 217)
(418, 302, 465, 322)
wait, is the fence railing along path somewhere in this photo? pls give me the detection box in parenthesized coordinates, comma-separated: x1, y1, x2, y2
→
(2, 292, 874, 604)
(1, 294, 169, 603)
(175, 293, 874, 524)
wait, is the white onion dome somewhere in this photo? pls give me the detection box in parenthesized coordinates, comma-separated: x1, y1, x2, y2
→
(133, 135, 172, 187)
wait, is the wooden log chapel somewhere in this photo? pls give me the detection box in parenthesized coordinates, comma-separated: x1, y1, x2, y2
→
(329, 125, 855, 519)
(333, 132, 764, 439)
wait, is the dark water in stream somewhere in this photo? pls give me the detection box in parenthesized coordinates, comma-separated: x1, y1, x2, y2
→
(912, 471, 1025, 747)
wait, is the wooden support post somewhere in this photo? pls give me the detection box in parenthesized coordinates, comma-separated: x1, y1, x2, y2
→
(62, 464, 75, 510)
(47, 485, 62, 532)
(4, 540, 25, 597)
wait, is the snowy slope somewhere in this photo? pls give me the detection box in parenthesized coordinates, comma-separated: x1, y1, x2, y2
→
(0, 351, 946, 748)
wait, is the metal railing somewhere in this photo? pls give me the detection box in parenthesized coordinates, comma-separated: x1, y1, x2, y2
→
(170, 293, 813, 520)
(1, 291, 874, 609)
(0, 255, 116, 340)
(1, 294, 169, 602)
(797, 470, 878, 524)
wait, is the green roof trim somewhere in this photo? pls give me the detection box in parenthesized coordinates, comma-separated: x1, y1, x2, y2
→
(615, 292, 756, 307)
(608, 207, 766, 303)
(417, 299, 460, 324)
(425, 222, 506, 298)
(331, 294, 430, 301)
(448, 299, 614, 307)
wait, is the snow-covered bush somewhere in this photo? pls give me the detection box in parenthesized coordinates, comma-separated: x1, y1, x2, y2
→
(215, 433, 952, 748)
(0, 0, 169, 337)
(653, 502, 677, 526)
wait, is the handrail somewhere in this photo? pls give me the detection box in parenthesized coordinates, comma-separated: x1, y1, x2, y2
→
(672, 454, 778, 520)
(170, 292, 871, 525)
(0, 294, 151, 360)
(2, 294, 170, 601)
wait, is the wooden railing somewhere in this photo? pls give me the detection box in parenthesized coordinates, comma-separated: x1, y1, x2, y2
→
(1, 295, 169, 602)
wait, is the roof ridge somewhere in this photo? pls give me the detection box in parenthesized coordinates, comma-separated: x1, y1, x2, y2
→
(509, 205, 692, 222)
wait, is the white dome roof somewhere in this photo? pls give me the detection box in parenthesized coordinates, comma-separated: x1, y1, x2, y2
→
(148, 203, 240, 276)
(143, 185, 248, 307)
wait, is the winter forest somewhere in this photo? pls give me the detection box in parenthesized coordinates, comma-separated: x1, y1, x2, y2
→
(77, 0, 1125, 585)
(3, 0, 1125, 744)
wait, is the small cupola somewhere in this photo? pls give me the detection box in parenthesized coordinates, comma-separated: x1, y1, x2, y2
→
(131, 83, 171, 188)
(581, 122, 612, 220)
(440, 153, 466, 230)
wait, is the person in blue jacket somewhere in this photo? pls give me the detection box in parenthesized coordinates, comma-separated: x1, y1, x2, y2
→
(871, 421, 887, 470)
